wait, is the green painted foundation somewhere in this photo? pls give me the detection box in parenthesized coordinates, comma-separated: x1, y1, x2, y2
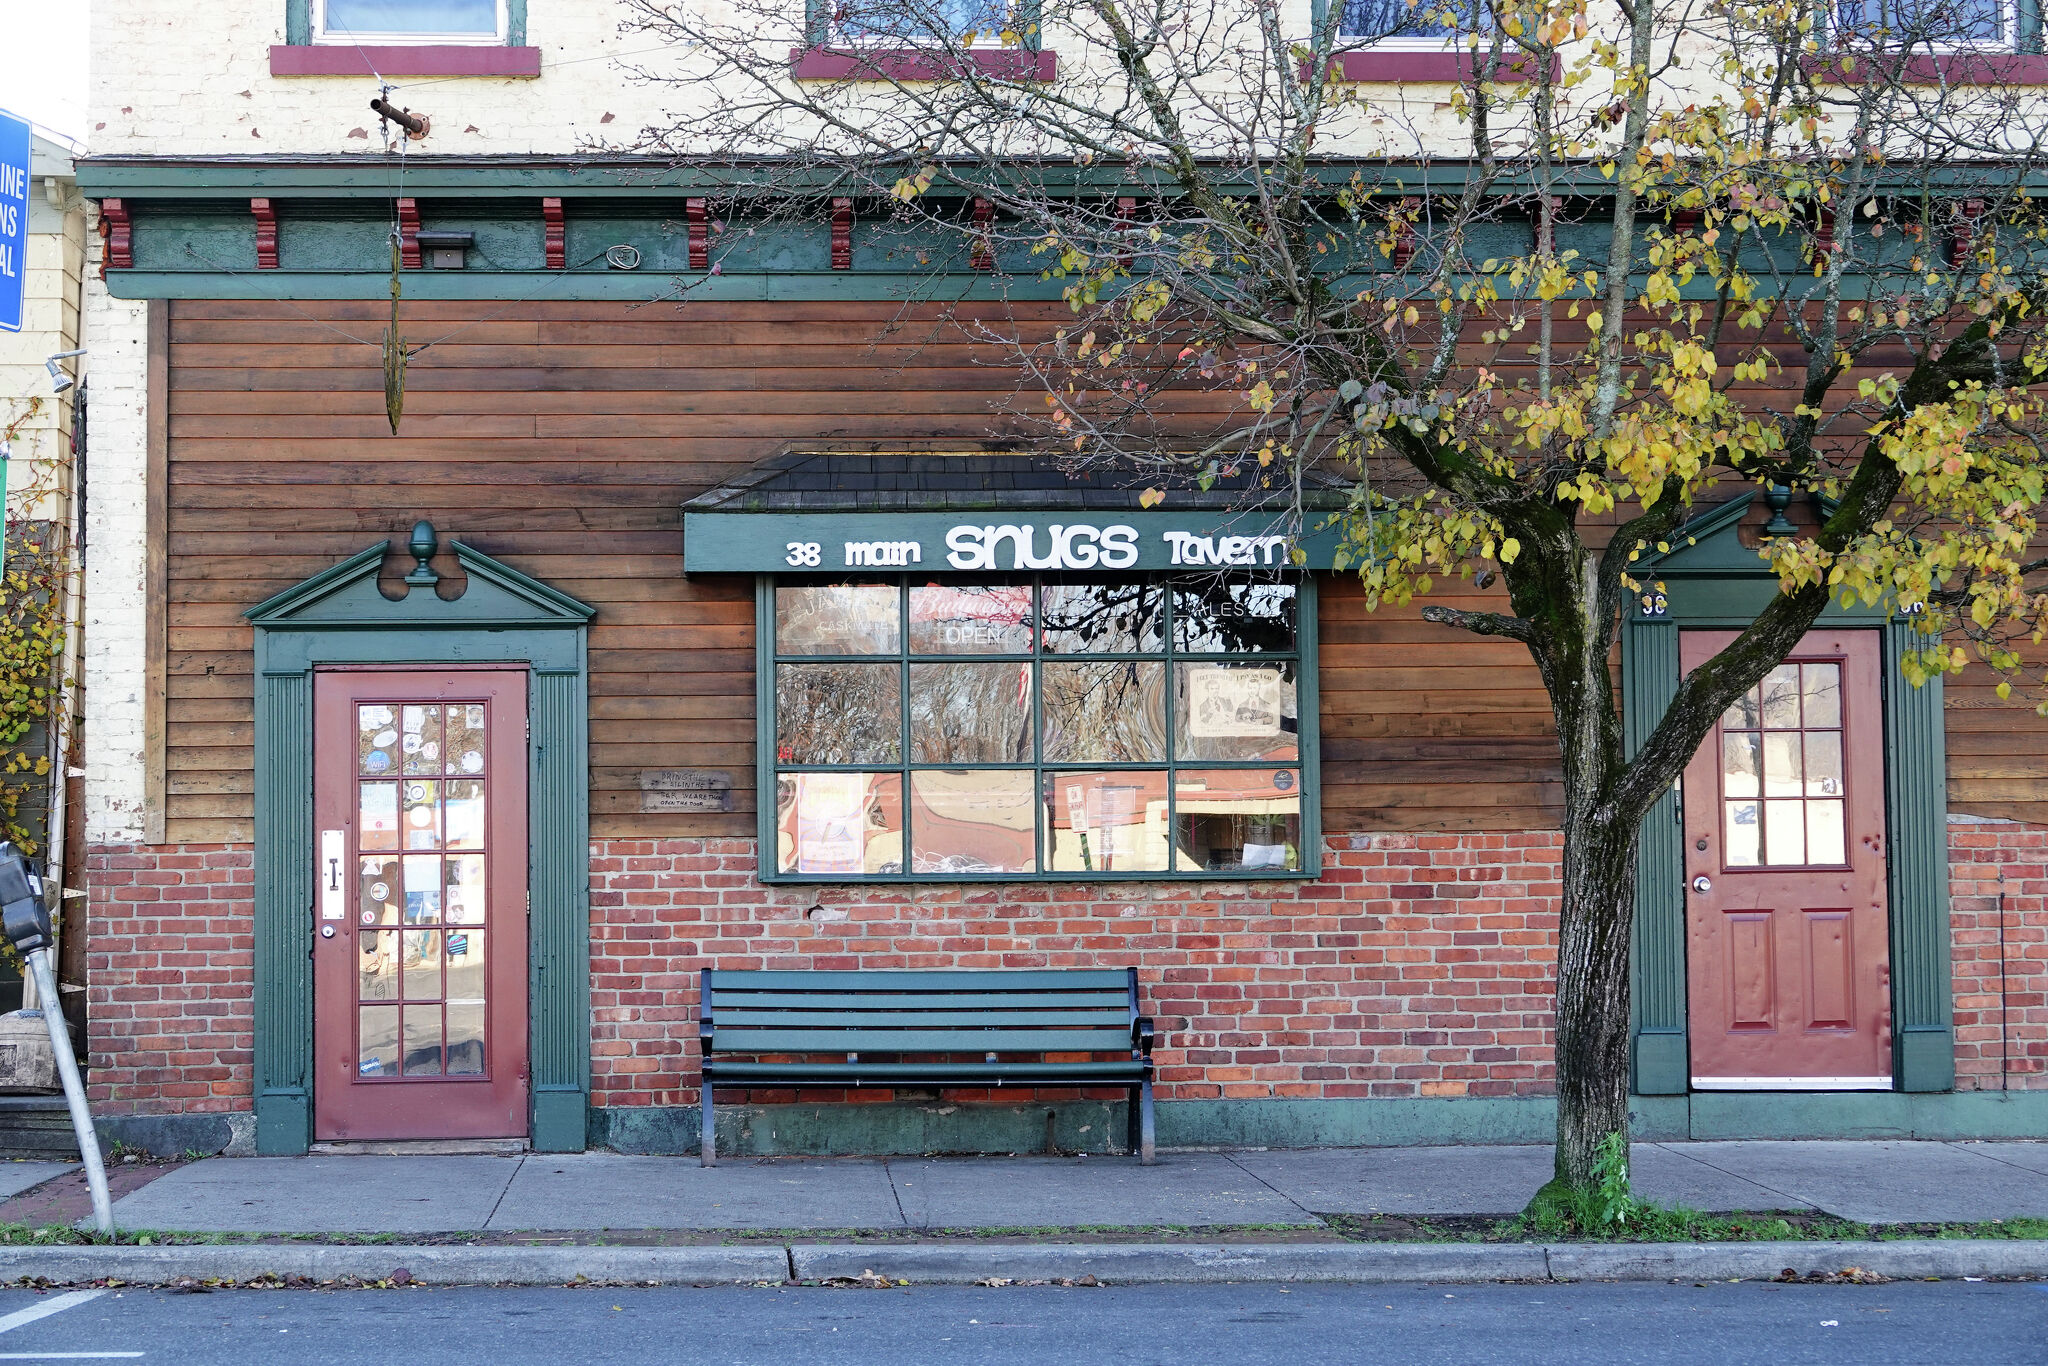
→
(587, 1091, 2048, 1156)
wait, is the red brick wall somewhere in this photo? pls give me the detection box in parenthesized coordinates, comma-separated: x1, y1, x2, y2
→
(82, 845, 253, 1114)
(587, 831, 1565, 1109)
(1950, 820, 2048, 1090)
(80, 824, 2048, 1117)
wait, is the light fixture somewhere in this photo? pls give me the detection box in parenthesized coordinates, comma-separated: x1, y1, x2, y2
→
(45, 350, 85, 394)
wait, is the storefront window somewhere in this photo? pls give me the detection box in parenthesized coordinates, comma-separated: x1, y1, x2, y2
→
(766, 576, 1314, 879)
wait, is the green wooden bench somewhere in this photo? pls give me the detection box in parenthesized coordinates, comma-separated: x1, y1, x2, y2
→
(698, 967, 1157, 1165)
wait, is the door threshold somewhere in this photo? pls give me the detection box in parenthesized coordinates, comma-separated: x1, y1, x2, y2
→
(310, 1138, 531, 1156)
(1690, 1077, 1893, 1091)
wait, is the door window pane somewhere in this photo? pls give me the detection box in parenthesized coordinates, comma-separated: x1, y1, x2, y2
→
(1176, 663, 1298, 762)
(1758, 664, 1802, 728)
(359, 930, 399, 1001)
(360, 782, 400, 851)
(1725, 802, 1762, 865)
(446, 1002, 486, 1076)
(444, 779, 486, 849)
(776, 585, 899, 655)
(445, 930, 485, 1004)
(1721, 687, 1761, 729)
(908, 662, 1033, 763)
(358, 856, 400, 925)
(777, 772, 905, 875)
(1173, 582, 1296, 652)
(1801, 663, 1841, 728)
(1762, 732, 1803, 797)
(403, 1009, 444, 1076)
(777, 663, 902, 764)
(402, 930, 443, 1000)
(358, 704, 400, 776)
(1764, 800, 1807, 865)
(1043, 661, 1166, 762)
(1804, 732, 1844, 797)
(359, 1005, 399, 1077)
(1039, 584, 1163, 654)
(444, 854, 487, 924)
(910, 770, 1037, 874)
(448, 703, 487, 777)
(402, 854, 442, 924)
(1043, 772, 1168, 873)
(401, 705, 444, 776)
(909, 585, 1033, 654)
(1722, 732, 1761, 799)
(1807, 800, 1848, 865)
(1173, 768, 1302, 873)
(402, 781, 440, 850)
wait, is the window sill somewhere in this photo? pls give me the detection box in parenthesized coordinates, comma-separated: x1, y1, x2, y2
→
(1798, 51, 2048, 84)
(789, 46, 1057, 81)
(268, 44, 542, 78)
(1319, 49, 1551, 82)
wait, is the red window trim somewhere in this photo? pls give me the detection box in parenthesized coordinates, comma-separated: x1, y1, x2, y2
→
(1319, 49, 1554, 82)
(789, 46, 1057, 81)
(1798, 51, 2048, 85)
(268, 45, 543, 78)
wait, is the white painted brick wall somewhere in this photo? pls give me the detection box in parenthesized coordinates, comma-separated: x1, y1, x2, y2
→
(81, 220, 151, 846)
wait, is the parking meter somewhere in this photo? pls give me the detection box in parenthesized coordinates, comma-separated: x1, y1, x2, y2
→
(0, 844, 111, 1233)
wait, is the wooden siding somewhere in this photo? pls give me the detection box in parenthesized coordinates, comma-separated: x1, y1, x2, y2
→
(162, 299, 2039, 844)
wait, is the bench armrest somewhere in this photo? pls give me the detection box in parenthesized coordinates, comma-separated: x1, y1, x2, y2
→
(1134, 1016, 1156, 1057)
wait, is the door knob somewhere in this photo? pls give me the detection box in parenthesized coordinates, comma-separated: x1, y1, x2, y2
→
(1692, 875, 1712, 893)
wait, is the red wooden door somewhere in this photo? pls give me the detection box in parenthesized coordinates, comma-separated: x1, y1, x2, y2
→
(1681, 630, 1892, 1089)
(313, 670, 529, 1140)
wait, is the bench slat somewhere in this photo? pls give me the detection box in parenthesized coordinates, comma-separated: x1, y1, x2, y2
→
(713, 1027, 1134, 1053)
(705, 1060, 1148, 1082)
(706, 969, 1132, 992)
(707, 991, 1131, 1012)
(714, 1008, 1131, 1029)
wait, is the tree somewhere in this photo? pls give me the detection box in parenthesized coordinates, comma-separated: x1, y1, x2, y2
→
(623, 0, 2048, 1196)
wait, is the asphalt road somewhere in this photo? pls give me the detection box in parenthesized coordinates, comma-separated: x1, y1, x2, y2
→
(0, 1280, 2038, 1365)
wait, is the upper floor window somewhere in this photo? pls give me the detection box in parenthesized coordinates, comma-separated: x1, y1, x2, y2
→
(315, 0, 508, 44)
(1339, 0, 1484, 42)
(829, 0, 1016, 42)
(1832, 0, 2013, 47)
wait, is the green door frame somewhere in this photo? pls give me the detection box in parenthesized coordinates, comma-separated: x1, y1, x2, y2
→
(1623, 493, 1954, 1096)
(244, 526, 595, 1154)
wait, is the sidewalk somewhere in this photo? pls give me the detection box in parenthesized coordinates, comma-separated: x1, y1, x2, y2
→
(62, 1139, 2048, 1234)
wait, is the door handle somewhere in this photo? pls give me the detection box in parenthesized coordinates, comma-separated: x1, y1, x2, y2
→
(1692, 875, 1712, 894)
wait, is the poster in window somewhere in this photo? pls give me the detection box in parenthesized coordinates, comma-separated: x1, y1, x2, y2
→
(796, 773, 872, 875)
(1186, 667, 1283, 739)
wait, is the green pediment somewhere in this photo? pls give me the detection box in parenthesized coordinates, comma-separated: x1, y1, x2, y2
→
(245, 527, 595, 630)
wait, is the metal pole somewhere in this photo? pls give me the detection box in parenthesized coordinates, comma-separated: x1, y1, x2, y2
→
(25, 948, 110, 1234)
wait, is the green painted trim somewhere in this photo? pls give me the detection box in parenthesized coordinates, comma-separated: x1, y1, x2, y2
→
(586, 1088, 2048, 1153)
(1623, 620, 1686, 1094)
(1298, 575, 1324, 879)
(249, 533, 594, 1154)
(1884, 618, 1954, 1091)
(754, 576, 777, 875)
(98, 270, 1079, 304)
(507, 0, 526, 45)
(285, 0, 310, 46)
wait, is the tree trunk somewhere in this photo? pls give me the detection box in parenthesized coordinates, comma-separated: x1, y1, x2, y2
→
(1550, 811, 1639, 1191)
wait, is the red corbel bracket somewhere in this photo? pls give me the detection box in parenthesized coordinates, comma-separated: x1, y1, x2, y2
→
(1669, 208, 1704, 240)
(1388, 198, 1418, 272)
(685, 198, 708, 270)
(1813, 209, 1836, 269)
(252, 198, 279, 269)
(1948, 199, 1986, 267)
(542, 197, 566, 269)
(1116, 196, 1137, 269)
(971, 197, 994, 272)
(396, 198, 422, 269)
(831, 198, 854, 271)
(99, 198, 132, 276)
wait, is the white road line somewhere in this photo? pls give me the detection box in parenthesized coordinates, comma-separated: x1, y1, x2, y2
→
(0, 1353, 145, 1360)
(0, 1294, 104, 1338)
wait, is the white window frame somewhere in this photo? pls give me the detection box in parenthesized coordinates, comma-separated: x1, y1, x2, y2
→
(827, 0, 1024, 46)
(1334, 0, 1487, 50)
(312, 0, 509, 45)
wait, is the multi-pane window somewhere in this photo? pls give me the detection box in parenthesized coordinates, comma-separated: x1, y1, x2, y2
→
(1832, 0, 2011, 47)
(830, 0, 1016, 40)
(316, 0, 508, 43)
(1718, 661, 1848, 869)
(1339, 0, 1485, 41)
(355, 702, 491, 1078)
(767, 577, 1313, 880)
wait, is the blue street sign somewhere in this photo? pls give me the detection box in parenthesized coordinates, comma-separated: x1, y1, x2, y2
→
(0, 108, 30, 334)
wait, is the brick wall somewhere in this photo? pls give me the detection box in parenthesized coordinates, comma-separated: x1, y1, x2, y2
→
(587, 831, 1565, 1109)
(80, 823, 2048, 1118)
(83, 844, 253, 1114)
(1950, 819, 2048, 1090)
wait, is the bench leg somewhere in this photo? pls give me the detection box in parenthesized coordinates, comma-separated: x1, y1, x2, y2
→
(700, 1081, 716, 1167)
(1130, 1080, 1156, 1164)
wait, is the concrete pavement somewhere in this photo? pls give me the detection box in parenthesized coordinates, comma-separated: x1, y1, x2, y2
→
(93, 1140, 2048, 1234)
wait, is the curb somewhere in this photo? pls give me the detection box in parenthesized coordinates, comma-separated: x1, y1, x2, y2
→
(0, 1239, 2037, 1287)
(0, 1245, 789, 1287)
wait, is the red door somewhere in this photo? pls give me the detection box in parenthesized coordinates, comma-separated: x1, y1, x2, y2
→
(1682, 630, 1892, 1089)
(313, 670, 529, 1140)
